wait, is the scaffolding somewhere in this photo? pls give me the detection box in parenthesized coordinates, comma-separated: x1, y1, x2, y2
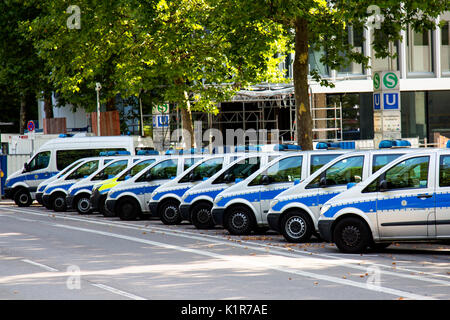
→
(311, 100, 343, 142)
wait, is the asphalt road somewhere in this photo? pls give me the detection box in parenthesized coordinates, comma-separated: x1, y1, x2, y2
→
(0, 202, 449, 300)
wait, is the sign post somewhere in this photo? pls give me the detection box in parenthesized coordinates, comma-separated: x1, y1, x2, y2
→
(27, 120, 36, 156)
(373, 71, 401, 146)
(152, 104, 170, 151)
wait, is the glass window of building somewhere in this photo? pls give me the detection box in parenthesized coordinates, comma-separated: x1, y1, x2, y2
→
(338, 25, 365, 76)
(370, 29, 398, 72)
(401, 91, 427, 140)
(441, 13, 450, 75)
(309, 48, 329, 77)
(406, 26, 434, 74)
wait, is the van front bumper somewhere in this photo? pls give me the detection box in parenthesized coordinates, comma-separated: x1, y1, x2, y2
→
(267, 213, 281, 232)
(90, 189, 101, 211)
(105, 199, 117, 216)
(35, 192, 43, 204)
(318, 220, 334, 243)
(42, 194, 51, 208)
(3, 187, 13, 199)
(148, 201, 159, 217)
(211, 208, 225, 226)
(65, 195, 75, 209)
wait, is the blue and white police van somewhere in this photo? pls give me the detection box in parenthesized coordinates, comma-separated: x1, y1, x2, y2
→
(66, 154, 153, 214)
(148, 153, 249, 225)
(105, 154, 205, 220)
(211, 149, 347, 235)
(35, 158, 85, 206)
(179, 152, 283, 229)
(267, 144, 417, 243)
(3, 135, 138, 207)
(318, 147, 450, 253)
(41, 155, 123, 212)
(90, 154, 161, 216)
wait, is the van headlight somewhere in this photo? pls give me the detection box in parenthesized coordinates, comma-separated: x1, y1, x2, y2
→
(320, 204, 331, 215)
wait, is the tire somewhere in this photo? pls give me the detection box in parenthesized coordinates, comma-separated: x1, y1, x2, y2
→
(280, 211, 313, 243)
(52, 193, 67, 212)
(159, 199, 182, 225)
(118, 198, 139, 221)
(14, 189, 32, 207)
(75, 195, 92, 215)
(333, 217, 371, 253)
(191, 202, 214, 229)
(225, 206, 254, 235)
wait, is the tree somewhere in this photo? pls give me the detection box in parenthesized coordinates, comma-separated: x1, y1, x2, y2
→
(0, 0, 47, 134)
(252, 0, 449, 150)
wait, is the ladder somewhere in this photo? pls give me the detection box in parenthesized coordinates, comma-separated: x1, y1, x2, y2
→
(311, 101, 343, 142)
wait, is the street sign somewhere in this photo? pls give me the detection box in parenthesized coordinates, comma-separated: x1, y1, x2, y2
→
(373, 93, 381, 110)
(153, 115, 170, 128)
(383, 92, 400, 110)
(373, 71, 400, 92)
(27, 120, 35, 132)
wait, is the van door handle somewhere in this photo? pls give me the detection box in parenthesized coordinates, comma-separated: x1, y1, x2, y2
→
(417, 194, 432, 199)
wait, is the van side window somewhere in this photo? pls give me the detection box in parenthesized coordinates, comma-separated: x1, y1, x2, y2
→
(439, 155, 450, 187)
(307, 156, 364, 189)
(66, 160, 99, 180)
(383, 156, 429, 190)
(137, 159, 177, 182)
(249, 156, 302, 186)
(372, 154, 403, 173)
(310, 154, 342, 174)
(117, 159, 156, 182)
(56, 148, 127, 170)
(28, 151, 51, 171)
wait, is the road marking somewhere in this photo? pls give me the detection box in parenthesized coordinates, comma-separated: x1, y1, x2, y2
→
(21, 259, 59, 272)
(4, 207, 450, 286)
(90, 283, 146, 300)
(53, 223, 435, 300)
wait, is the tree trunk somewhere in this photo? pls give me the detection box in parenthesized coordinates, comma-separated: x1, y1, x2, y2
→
(43, 90, 53, 118)
(19, 93, 26, 134)
(180, 90, 195, 149)
(293, 17, 313, 150)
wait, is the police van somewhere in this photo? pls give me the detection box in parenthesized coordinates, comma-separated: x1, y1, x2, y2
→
(318, 147, 450, 253)
(211, 149, 347, 235)
(90, 154, 162, 216)
(41, 155, 124, 212)
(148, 153, 250, 225)
(35, 158, 85, 206)
(105, 154, 205, 220)
(179, 152, 283, 229)
(3, 135, 139, 207)
(267, 145, 417, 243)
(66, 155, 155, 214)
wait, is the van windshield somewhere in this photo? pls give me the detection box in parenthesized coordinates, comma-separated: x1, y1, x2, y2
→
(249, 156, 303, 185)
(213, 157, 261, 184)
(92, 160, 128, 181)
(307, 156, 364, 188)
(179, 157, 224, 182)
(66, 160, 99, 180)
(117, 159, 156, 181)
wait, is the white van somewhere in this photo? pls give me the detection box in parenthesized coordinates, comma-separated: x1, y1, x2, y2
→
(105, 155, 205, 220)
(211, 150, 346, 235)
(148, 153, 247, 225)
(4, 135, 139, 206)
(66, 155, 154, 214)
(41, 155, 123, 211)
(179, 152, 282, 229)
(267, 148, 417, 243)
(318, 148, 450, 253)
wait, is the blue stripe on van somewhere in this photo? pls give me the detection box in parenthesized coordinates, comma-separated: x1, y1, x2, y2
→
(216, 188, 289, 207)
(70, 185, 94, 196)
(152, 187, 191, 201)
(6, 172, 58, 187)
(109, 185, 160, 199)
(184, 188, 226, 204)
(44, 183, 74, 195)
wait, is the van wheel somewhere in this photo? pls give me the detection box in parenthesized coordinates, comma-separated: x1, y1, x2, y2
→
(159, 200, 181, 225)
(280, 211, 313, 243)
(191, 202, 214, 229)
(118, 199, 139, 220)
(333, 217, 371, 253)
(75, 195, 92, 215)
(14, 189, 32, 207)
(226, 206, 254, 235)
(52, 193, 67, 212)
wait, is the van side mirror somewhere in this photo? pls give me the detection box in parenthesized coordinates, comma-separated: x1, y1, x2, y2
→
(319, 176, 328, 187)
(23, 162, 30, 172)
(261, 175, 271, 185)
(294, 179, 301, 185)
(379, 179, 388, 192)
(235, 178, 243, 183)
